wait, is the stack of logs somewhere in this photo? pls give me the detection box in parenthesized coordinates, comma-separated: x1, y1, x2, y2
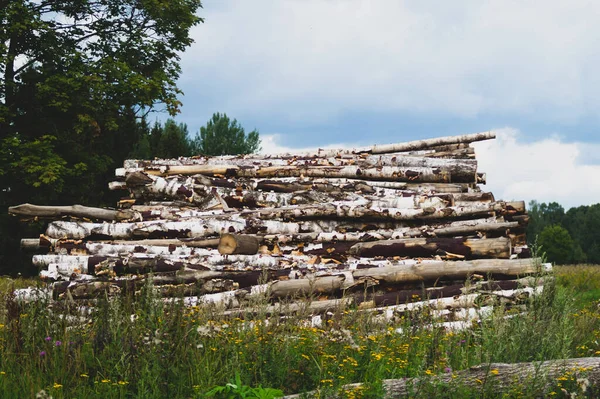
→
(10, 132, 545, 326)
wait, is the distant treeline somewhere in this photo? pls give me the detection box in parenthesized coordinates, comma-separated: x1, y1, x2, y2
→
(527, 201, 600, 265)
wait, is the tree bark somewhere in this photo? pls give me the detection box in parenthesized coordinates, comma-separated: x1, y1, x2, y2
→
(282, 357, 600, 399)
(9, 203, 139, 222)
(348, 237, 512, 259)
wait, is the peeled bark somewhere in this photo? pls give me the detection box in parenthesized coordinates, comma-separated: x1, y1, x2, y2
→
(9, 203, 139, 222)
(351, 258, 542, 284)
(218, 234, 260, 255)
(349, 237, 512, 259)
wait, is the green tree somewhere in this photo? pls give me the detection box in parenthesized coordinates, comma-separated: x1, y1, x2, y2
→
(129, 118, 194, 159)
(155, 119, 193, 158)
(192, 113, 261, 156)
(0, 0, 203, 274)
(538, 225, 578, 265)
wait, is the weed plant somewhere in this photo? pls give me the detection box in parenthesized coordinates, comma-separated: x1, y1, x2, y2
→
(0, 269, 599, 398)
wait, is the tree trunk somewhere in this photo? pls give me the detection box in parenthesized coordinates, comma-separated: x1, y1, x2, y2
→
(9, 203, 139, 222)
(348, 237, 512, 259)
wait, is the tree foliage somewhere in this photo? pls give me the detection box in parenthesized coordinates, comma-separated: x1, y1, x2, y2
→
(528, 201, 599, 264)
(192, 112, 261, 156)
(130, 118, 194, 159)
(538, 225, 579, 265)
(0, 0, 203, 274)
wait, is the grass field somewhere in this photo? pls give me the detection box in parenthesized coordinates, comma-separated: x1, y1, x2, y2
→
(0, 266, 599, 398)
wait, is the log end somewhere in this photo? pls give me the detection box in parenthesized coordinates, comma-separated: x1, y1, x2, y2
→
(218, 234, 260, 255)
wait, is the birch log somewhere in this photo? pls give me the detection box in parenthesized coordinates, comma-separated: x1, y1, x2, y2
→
(9, 203, 139, 222)
(124, 164, 478, 183)
(244, 131, 496, 159)
(123, 154, 477, 171)
(348, 237, 512, 259)
(45, 217, 305, 240)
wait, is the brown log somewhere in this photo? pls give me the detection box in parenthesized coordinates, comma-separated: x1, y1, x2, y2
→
(218, 234, 260, 255)
(8, 203, 138, 222)
(348, 237, 511, 259)
(282, 357, 600, 399)
(351, 258, 541, 284)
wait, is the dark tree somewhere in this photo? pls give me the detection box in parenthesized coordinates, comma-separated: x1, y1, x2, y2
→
(0, 0, 203, 274)
(538, 225, 577, 265)
(192, 113, 261, 156)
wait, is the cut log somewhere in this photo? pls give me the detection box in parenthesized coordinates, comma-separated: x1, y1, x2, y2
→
(218, 234, 261, 255)
(45, 217, 305, 240)
(270, 275, 347, 298)
(282, 357, 600, 399)
(351, 258, 542, 284)
(8, 203, 139, 222)
(122, 133, 493, 169)
(348, 237, 512, 259)
(123, 154, 478, 172)
(244, 201, 520, 222)
(123, 164, 479, 183)
(250, 131, 497, 159)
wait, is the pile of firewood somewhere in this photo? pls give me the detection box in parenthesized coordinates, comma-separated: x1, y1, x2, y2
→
(10, 132, 547, 327)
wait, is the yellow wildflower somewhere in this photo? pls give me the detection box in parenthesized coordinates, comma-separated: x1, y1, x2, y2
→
(53, 383, 63, 389)
(490, 369, 499, 375)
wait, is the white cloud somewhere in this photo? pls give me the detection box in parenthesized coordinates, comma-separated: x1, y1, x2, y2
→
(183, 0, 600, 123)
(474, 129, 600, 209)
(261, 129, 600, 209)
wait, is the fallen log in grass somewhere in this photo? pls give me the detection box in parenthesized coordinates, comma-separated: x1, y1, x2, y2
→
(281, 357, 600, 398)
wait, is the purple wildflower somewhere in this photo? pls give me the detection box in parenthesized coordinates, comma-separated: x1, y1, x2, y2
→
(45, 336, 52, 342)
(444, 367, 452, 373)
(55, 341, 62, 347)
(39, 351, 46, 357)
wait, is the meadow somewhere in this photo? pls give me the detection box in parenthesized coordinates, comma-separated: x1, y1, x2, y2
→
(0, 265, 599, 398)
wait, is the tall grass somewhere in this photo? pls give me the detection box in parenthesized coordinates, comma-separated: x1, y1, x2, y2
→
(0, 268, 599, 398)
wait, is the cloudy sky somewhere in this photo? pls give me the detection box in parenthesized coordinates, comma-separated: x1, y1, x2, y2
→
(173, 0, 600, 209)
